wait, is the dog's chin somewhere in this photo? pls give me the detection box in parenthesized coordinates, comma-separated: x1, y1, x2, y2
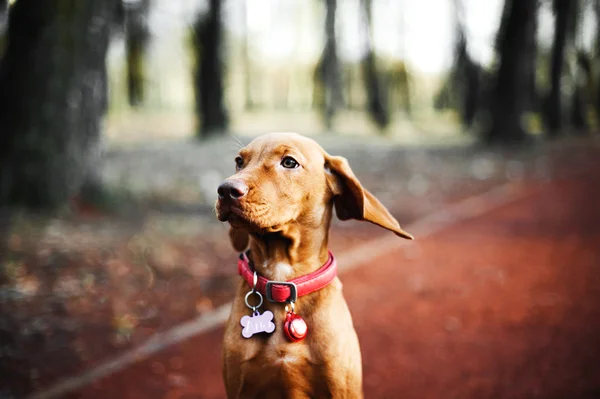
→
(217, 206, 259, 230)
(217, 202, 289, 233)
(224, 212, 286, 234)
(226, 213, 252, 229)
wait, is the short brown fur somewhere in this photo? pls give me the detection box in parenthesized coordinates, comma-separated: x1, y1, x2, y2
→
(216, 133, 412, 399)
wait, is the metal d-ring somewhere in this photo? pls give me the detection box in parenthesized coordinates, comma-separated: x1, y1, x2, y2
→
(244, 290, 263, 312)
(244, 271, 263, 311)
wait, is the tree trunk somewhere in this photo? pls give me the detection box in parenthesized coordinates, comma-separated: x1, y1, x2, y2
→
(0, 0, 117, 209)
(462, 65, 480, 127)
(193, 0, 228, 138)
(451, 6, 481, 129)
(484, 0, 537, 144)
(571, 84, 587, 131)
(0, 0, 7, 55)
(595, 0, 600, 120)
(125, 0, 150, 108)
(0, 0, 7, 33)
(316, 0, 343, 130)
(389, 62, 412, 117)
(241, 0, 253, 110)
(394, 2, 411, 117)
(523, 3, 538, 113)
(544, 0, 577, 137)
(570, 4, 587, 133)
(360, 0, 389, 130)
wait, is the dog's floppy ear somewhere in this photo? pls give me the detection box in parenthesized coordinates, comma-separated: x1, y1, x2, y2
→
(325, 155, 413, 240)
(229, 226, 250, 252)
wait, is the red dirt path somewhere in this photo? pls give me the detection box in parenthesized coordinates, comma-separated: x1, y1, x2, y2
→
(60, 158, 600, 398)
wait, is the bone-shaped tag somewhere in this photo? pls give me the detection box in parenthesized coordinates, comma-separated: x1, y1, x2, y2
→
(240, 310, 276, 338)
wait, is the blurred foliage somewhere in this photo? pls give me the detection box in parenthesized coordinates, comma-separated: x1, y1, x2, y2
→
(0, 0, 599, 206)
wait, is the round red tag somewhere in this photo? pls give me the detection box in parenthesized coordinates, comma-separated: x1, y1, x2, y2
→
(283, 312, 308, 342)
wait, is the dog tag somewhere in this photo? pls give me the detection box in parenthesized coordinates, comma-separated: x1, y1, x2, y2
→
(283, 311, 307, 342)
(240, 310, 276, 338)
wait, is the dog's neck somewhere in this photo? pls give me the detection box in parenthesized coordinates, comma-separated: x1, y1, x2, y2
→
(248, 208, 333, 281)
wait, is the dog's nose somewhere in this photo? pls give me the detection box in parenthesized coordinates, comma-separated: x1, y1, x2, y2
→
(218, 180, 248, 200)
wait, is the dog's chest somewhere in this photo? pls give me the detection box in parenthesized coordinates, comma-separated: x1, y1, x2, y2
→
(242, 328, 312, 363)
(229, 338, 316, 397)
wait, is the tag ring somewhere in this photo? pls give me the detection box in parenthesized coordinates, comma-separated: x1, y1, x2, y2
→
(245, 290, 263, 311)
(284, 301, 295, 313)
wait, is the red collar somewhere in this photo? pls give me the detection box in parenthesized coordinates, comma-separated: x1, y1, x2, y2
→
(238, 251, 337, 303)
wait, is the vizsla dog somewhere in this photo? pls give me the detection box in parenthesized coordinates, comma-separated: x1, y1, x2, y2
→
(216, 132, 412, 398)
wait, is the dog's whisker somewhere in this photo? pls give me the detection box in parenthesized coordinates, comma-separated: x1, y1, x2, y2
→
(225, 136, 245, 152)
(230, 135, 245, 150)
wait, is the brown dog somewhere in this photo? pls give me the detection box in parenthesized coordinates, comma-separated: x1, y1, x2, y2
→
(216, 133, 412, 398)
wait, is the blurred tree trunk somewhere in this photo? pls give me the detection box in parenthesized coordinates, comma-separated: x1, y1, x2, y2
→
(456, 40, 480, 128)
(571, 82, 587, 131)
(523, 4, 538, 114)
(360, 0, 389, 130)
(0, 0, 7, 33)
(484, 0, 537, 144)
(0, 0, 117, 209)
(0, 0, 7, 55)
(436, 0, 481, 128)
(576, 51, 593, 104)
(459, 40, 480, 127)
(394, 3, 411, 117)
(241, 0, 253, 110)
(544, 0, 577, 137)
(451, 0, 481, 129)
(343, 64, 358, 110)
(391, 62, 411, 117)
(125, 0, 150, 107)
(595, 0, 600, 120)
(570, 6, 588, 133)
(193, 0, 228, 139)
(316, 0, 343, 130)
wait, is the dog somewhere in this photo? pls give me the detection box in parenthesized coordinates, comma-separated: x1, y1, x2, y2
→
(216, 132, 412, 398)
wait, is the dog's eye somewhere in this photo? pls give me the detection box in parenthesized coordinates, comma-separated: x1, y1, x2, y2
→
(281, 156, 299, 169)
(235, 157, 244, 169)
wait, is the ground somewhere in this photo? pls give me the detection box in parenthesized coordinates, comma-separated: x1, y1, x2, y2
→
(1, 135, 599, 398)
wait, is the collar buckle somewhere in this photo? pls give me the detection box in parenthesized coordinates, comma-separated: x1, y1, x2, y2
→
(265, 281, 297, 303)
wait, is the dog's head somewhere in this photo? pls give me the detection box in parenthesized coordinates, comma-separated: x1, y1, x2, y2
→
(216, 133, 413, 251)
